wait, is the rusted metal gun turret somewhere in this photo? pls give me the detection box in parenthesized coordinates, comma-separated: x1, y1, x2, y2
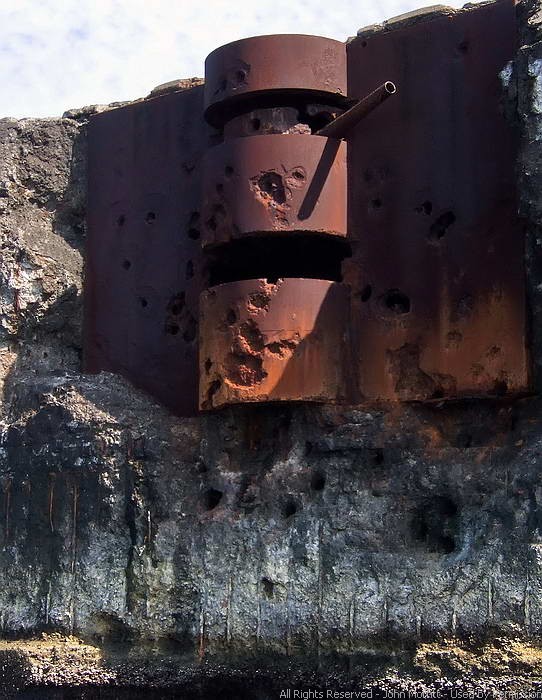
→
(198, 35, 397, 410)
(86, 4, 528, 417)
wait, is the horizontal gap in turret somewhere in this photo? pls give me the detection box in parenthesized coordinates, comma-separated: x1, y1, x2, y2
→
(206, 234, 351, 286)
(205, 89, 348, 132)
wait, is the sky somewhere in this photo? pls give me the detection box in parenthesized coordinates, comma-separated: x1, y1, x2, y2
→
(0, 0, 483, 119)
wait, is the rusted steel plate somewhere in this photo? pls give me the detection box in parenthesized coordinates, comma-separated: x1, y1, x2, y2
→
(199, 279, 350, 409)
(201, 134, 347, 247)
(85, 87, 206, 417)
(204, 35, 347, 126)
(346, 0, 528, 400)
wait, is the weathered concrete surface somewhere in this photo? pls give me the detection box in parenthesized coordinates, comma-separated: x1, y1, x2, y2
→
(1, 0, 542, 696)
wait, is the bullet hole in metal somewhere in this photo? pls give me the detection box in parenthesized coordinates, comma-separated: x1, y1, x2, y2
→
(205, 488, 223, 510)
(360, 285, 372, 302)
(257, 172, 287, 205)
(493, 379, 508, 396)
(383, 289, 410, 315)
(458, 40, 469, 54)
(224, 165, 234, 178)
(186, 260, 194, 279)
(207, 235, 351, 286)
(283, 499, 298, 518)
(292, 169, 305, 181)
(206, 217, 217, 232)
(168, 292, 185, 316)
(429, 211, 456, 241)
(206, 378, 222, 406)
(122, 260, 131, 270)
(371, 198, 383, 209)
(361, 40, 368, 48)
(251, 117, 261, 131)
(446, 330, 463, 349)
(182, 314, 197, 343)
(204, 358, 213, 374)
(415, 201, 433, 215)
(261, 578, 274, 598)
(145, 211, 156, 224)
(226, 309, 237, 325)
(43, 352, 48, 358)
(235, 69, 247, 83)
(165, 322, 179, 335)
(139, 297, 148, 308)
(116, 214, 125, 227)
(187, 211, 201, 239)
(311, 471, 326, 491)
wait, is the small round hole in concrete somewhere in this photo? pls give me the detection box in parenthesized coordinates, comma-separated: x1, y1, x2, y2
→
(122, 260, 131, 270)
(145, 211, 156, 224)
(372, 448, 384, 466)
(205, 488, 223, 510)
(311, 472, 326, 491)
(116, 214, 125, 227)
(261, 577, 274, 599)
(139, 297, 148, 308)
(283, 499, 298, 518)
(371, 198, 383, 210)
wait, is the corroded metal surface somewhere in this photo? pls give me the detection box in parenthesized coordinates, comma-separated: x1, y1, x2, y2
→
(204, 35, 347, 126)
(201, 135, 347, 247)
(346, 0, 528, 400)
(85, 87, 206, 417)
(199, 279, 350, 409)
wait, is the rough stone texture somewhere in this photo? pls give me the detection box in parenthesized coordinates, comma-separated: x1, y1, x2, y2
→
(1, 1, 542, 696)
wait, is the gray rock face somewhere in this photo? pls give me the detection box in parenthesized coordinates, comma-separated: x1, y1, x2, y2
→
(2, 1, 542, 695)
